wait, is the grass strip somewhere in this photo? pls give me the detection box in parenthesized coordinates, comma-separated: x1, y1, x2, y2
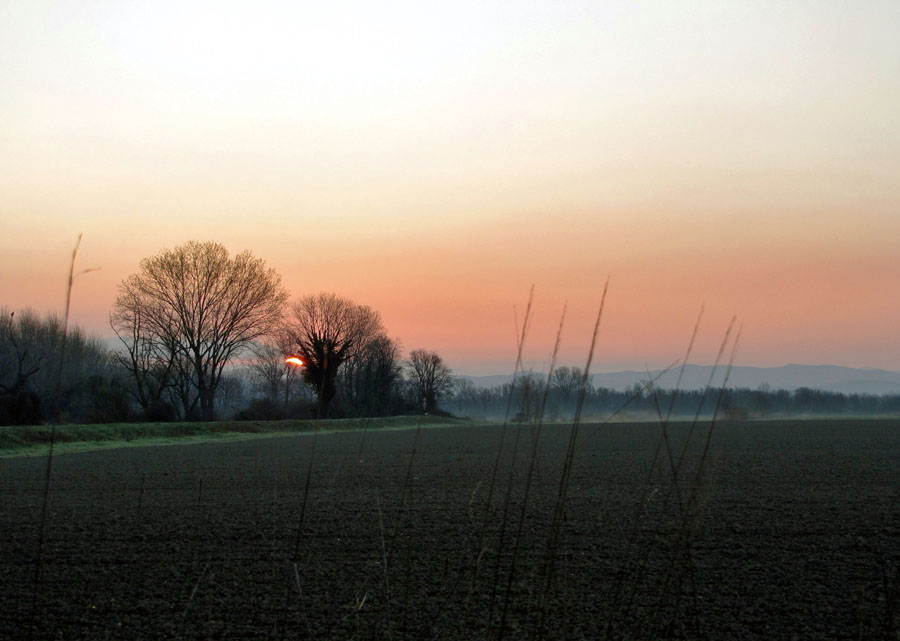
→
(0, 415, 470, 458)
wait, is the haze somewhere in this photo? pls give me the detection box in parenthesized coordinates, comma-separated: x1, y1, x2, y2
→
(2, 1, 899, 375)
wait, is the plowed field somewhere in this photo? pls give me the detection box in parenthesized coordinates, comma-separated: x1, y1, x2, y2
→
(2, 419, 899, 639)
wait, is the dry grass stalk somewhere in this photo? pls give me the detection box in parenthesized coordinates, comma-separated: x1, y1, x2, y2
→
(535, 276, 609, 640)
(495, 302, 567, 638)
(28, 233, 94, 641)
(604, 317, 738, 640)
(448, 287, 534, 634)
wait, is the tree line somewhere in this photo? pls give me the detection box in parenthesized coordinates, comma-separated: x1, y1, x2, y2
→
(3, 241, 899, 425)
(0, 308, 125, 425)
(1, 241, 453, 425)
(443, 368, 900, 420)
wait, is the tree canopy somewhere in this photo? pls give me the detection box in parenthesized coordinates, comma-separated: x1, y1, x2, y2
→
(408, 348, 453, 413)
(111, 241, 287, 421)
(286, 292, 383, 418)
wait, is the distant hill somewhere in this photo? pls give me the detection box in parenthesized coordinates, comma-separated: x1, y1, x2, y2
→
(458, 365, 900, 396)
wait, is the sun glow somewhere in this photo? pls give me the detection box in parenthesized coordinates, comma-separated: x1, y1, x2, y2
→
(284, 356, 304, 367)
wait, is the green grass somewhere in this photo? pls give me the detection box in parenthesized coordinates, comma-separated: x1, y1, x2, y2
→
(0, 415, 471, 458)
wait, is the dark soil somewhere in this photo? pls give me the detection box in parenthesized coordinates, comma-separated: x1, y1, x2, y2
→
(2, 419, 899, 640)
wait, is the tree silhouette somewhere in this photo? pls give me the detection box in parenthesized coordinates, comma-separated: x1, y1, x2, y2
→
(408, 349, 453, 413)
(109, 290, 178, 417)
(111, 241, 287, 421)
(337, 334, 403, 417)
(1, 308, 116, 424)
(286, 292, 383, 418)
(551, 366, 583, 402)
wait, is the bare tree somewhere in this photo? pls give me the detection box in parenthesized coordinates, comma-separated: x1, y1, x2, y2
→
(337, 334, 403, 417)
(109, 291, 178, 416)
(286, 293, 383, 418)
(111, 241, 287, 421)
(511, 372, 544, 423)
(215, 373, 246, 416)
(408, 349, 453, 413)
(1, 307, 116, 424)
(551, 366, 583, 402)
(247, 329, 313, 408)
(0, 310, 43, 394)
(0, 309, 47, 424)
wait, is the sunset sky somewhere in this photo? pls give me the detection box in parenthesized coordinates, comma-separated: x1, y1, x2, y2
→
(2, 1, 899, 375)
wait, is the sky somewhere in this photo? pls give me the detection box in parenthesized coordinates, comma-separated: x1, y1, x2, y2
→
(2, 1, 899, 375)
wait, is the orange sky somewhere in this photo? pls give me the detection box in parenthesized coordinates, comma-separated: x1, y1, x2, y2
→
(2, 1, 899, 375)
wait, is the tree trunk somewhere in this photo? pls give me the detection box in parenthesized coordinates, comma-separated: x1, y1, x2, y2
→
(200, 387, 216, 422)
(319, 378, 337, 419)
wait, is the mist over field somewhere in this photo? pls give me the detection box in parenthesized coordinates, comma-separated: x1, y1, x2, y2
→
(462, 364, 900, 395)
